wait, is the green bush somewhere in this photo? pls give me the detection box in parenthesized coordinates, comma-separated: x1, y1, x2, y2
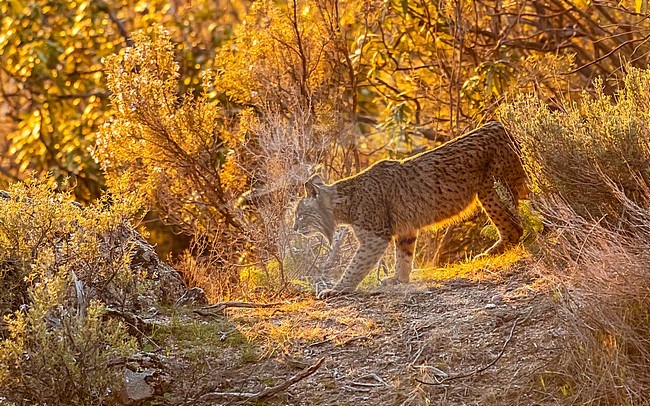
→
(1, 300, 137, 404)
(0, 178, 141, 404)
(501, 67, 650, 223)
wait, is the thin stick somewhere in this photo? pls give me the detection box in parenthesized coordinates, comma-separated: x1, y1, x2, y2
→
(196, 357, 325, 402)
(194, 301, 285, 316)
(565, 33, 650, 75)
(104, 308, 162, 351)
(252, 357, 325, 399)
(202, 301, 285, 310)
(415, 318, 519, 385)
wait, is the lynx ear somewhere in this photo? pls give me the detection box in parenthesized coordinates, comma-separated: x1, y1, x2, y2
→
(304, 174, 326, 197)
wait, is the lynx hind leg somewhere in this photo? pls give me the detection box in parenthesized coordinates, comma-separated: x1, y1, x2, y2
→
(382, 233, 417, 286)
(477, 186, 523, 256)
(318, 228, 390, 299)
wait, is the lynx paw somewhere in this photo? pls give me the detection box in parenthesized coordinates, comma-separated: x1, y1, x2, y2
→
(380, 276, 409, 286)
(316, 288, 350, 299)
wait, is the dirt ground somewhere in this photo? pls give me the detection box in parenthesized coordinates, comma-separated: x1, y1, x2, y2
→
(173, 256, 567, 406)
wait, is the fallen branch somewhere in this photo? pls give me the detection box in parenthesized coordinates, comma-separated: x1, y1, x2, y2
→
(308, 332, 375, 348)
(350, 381, 385, 387)
(307, 333, 341, 347)
(415, 318, 519, 385)
(341, 333, 374, 346)
(104, 308, 161, 351)
(196, 357, 325, 402)
(193, 301, 284, 316)
(105, 307, 155, 335)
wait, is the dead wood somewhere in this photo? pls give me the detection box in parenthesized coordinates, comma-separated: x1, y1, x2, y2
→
(195, 357, 325, 402)
(193, 301, 285, 316)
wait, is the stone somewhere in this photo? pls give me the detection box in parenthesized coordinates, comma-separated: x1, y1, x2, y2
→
(123, 369, 155, 402)
(176, 286, 208, 306)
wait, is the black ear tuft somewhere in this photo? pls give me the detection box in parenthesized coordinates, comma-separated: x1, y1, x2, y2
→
(304, 174, 325, 197)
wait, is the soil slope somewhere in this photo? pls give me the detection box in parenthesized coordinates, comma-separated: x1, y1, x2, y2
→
(174, 257, 564, 405)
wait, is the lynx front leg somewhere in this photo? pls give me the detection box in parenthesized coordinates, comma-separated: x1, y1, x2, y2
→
(382, 233, 417, 286)
(318, 228, 389, 299)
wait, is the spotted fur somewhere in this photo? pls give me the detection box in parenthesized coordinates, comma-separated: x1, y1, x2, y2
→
(294, 121, 528, 298)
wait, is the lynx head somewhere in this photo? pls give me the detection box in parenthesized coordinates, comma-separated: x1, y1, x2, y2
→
(293, 174, 336, 244)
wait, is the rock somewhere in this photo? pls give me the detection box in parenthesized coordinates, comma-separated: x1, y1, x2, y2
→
(123, 369, 155, 402)
(120, 225, 186, 303)
(485, 303, 497, 309)
(176, 287, 208, 306)
(490, 295, 504, 304)
(119, 353, 173, 404)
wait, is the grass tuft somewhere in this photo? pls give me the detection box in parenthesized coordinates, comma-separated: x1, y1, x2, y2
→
(415, 246, 529, 283)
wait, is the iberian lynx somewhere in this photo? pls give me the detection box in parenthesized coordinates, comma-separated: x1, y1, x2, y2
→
(294, 121, 528, 298)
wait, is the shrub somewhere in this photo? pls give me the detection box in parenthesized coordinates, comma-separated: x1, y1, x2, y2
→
(502, 68, 650, 404)
(501, 68, 650, 223)
(0, 178, 141, 404)
(97, 24, 358, 297)
(1, 300, 137, 404)
(96, 26, 250, 294)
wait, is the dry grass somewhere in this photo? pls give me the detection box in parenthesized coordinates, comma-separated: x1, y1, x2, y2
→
(532, 196, 650, 404)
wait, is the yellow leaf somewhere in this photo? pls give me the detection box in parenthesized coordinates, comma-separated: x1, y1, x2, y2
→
(9, 0, 24, 14)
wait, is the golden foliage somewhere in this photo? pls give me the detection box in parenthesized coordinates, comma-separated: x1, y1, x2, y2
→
(0, 0, 244, 199)
(97, 27, 240, 229)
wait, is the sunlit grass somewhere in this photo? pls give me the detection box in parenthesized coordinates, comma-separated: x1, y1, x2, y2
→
(229, 299, 380, 356)
(414, 245, 529, 283)
(149, 310, 253, 364)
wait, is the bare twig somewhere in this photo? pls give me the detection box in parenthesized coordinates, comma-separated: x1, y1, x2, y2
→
(350, 381, 385, 387)
(193, 301, 285, 316)
(196, 357, 325, 402)
(307, 333, 341, 347)
(308, 331, 376, 348)
(342, 385, 371, 392)
(340, 333, 374, 345)
(319, 227, 350, 274)
(104, 307, 162, 351)
(565, 33, 650, 75)
(365, 372, 388, 386)
(104, 307, 155, 335)
(415, 318, 519, 385)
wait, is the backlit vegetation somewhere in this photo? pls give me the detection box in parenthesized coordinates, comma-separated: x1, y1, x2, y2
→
(502, 70, 650, 404)
(1, 0, 650, 404)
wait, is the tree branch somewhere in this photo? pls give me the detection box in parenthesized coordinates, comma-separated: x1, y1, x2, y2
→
(566, 33, 650, 75)
(96, 1, 133, 47)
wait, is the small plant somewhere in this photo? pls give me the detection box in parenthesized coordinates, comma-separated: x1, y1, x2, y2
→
(1, 299, 137, 404)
